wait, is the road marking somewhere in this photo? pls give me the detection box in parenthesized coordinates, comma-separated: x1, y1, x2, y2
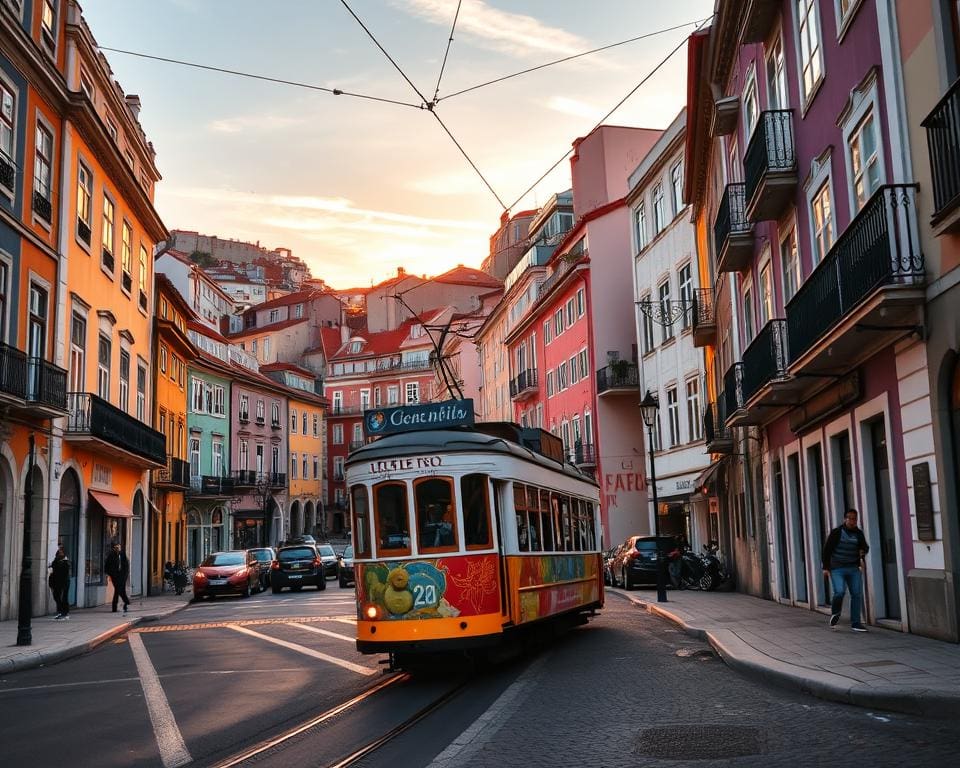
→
(228, 625, 375, 675)
(331, 616, 357, 625)
(285, 623, 355, 643)
(0, 668, 311, 695)
(135, 615, 351, 633)
(128, 633, 193, 768)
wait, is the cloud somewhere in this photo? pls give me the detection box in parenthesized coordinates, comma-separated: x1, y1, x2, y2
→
(207, 114, 305, 134)
(396, 0, 589, 58)
(542, 96, 605, 121)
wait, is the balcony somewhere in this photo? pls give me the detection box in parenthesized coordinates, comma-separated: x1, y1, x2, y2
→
(271, 418, 282, 430)
(741, 0, 781, 43)
(0, 344, 68, 417)
(333, 470, 345, 482)
(712, 95, 739, 137)
(713, 183, 753, 273)
(329, 405, 363, 416)
(723, 363, 753, 427)
(266, 472, 287, 488)
(785, 185, 925, 391)
(65, 393, 166, 467)
(349, 440, 365, 451)
(77, 218, 92, 245)
(238, 411, 250, 424)
(154, 457, 190, 489)
(691, 288, 716, 348)
(33, 190, 52, 222)
(187, 475, 234, 497)
(255, 415, 265, 426)
(704, 399, 734, 454)
(0, 151, 14, 190)
(922, 77, 960, 232)
(231, 469, 258, 488)
(572, 442, 597, 467)
(102, 248, 114, 273)
(744, 110, 797, 223)
(596, 362, 639, 396)
(739, 319, 801, 422)
(509, 369, 538, 401)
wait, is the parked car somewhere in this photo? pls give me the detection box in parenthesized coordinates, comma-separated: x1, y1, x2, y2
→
(316, 543, 338, 579)
(271, 544, 327, 593)
(283, 535, 316, 546)
(248, 547, 276, 590)
(338, 544, 355, 588)
(193, 550, 261, 600)
(610, 535, 680, 590)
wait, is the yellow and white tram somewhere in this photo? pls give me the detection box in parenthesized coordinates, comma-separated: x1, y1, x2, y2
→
(344, 402, 602, 661)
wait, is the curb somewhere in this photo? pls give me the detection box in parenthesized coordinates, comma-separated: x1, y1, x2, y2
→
(615, 590, 960, 719)
(0, 601, 191, 675)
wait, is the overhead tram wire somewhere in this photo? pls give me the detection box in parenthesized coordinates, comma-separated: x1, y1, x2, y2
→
(437, 16, 709, 102)
(97, 46, 424, 110)
(506, 15, 715, 212)
(432, 0, 463, 105)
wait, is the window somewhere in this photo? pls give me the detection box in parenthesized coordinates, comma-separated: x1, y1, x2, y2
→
(334, 456, 345, 479)
(811, 182, 834, 265)
(743, 71, 759, 138)
(667, 387, 680, 447)
(138, 245, 148, 310)
(191, 378, 204, 412)
(565, 298, 575, 327)
(159, 345, 167, 374)
(351, 485, 371, 557)
(291, 453, 298, 479)
(290, 409, 298, 432)
(759, 262, 774, 326)
(387, 386, 399, 405)
(558, 362, 568, 390)
(239, 394, 249, 421)
(137, 361, 146, 421)
(101, 195, 115, 271)
(256, 399, 265, 422)
(554, 308, 564, 337)
(40, 0, 57, 53)
(405, 382, 419, 404)
(313, 456, 319, 479)
(271, 445, 280, 474)
(576, 287, 585, 317)
(374, 387, 381, 407)
(375, 482, 411, 554)
(268, 309, 280, 323)
(333, 424, 343, 444)
(848, 111, 880, 210)
(766, 35, 788, 110)
(302, 412, 308, 433)
(0, 82, 15, 191)
(121, 222, 133, 292)
(105, 115, 118, 142)
(635, 202, 648, 250)
(76, 162, 92, 243)
(569, 354, 579, 385)
(313, 414, 319, 436)
(416, 477, 458, 552)
(797, 0, 824, 102)
(294, 304, 303, 318)
(670, 162, 684, 217)
(69, 311, 85, 392)
(97, 333, 111, 400)
(652, 183, 666, 233)
(780, 226, 800, 304)
(686, 378, 702, 441)
(212, 438, 224, 477)
(263, 337, 270, 360)
(360, 389, 371, 410)
(461, 474, 491, 548)
(79, 69, 94, 101)
(213, 385, 225, 415)
(239, 439, 248, 469)
(119, 350, 130, 413)
(546, 370, 555, 397)
(578, 349, 588, 383)
(189, 438, 200, 479)
(271, 402, 280, 426)
(641, 293, 656, 354)
(255, 443, 264, 474)
(743, 282, 755, 343)
(658, 281, 674, 342)
(302, 455, 308, 479)
(34, 123, 53, 219)
(352, 423, 363, 444)
(678, 264, 693, 330)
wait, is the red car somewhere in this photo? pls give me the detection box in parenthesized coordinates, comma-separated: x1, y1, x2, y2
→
(193, 550, 261, 600)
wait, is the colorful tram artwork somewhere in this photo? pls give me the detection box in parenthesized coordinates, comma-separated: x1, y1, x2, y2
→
(344, 413, 603, 660)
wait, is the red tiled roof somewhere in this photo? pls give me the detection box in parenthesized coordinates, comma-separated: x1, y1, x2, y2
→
(228, 316, 308, 338)
(248, 288, 323, 312)
(432, 265, 503, 288)
(317, 326, 344, 356)
(330, 318, 423, 359)
(187, 319, 230, 344)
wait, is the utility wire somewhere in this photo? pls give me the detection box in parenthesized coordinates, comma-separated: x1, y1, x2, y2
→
(338, 0, 431, 107)
(432, 0, 463, 105)
(507, 17, 714, 212)
(438, 17, 708, 102)
(430, 110, 508, 209)
(97, 46, 425, 109)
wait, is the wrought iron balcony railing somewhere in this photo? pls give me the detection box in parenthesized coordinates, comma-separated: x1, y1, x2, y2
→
(596, 362, 639, 393)
(509, 369, 538, 399)
(0, 342, 27, 400)
(723, 364, 745, 424)
(33, 190, 52, 222)
(691, 288, 716, 347)
(573, 442, 597, 465)
(26, 357, 66, 411)
(786, 184, 924, 363)
(713, 183, 752, 272)
(349, 440, 365, 451)
(66, 392, 166, 465)
(740, 319, 789, 403)
(155, 456, 190, 487)
(744, 110, 797, 220)
(0, 151, 15, 190)
(704, 399, 733, 452)
(922, 77, 960, 226)
(231, 469, 258, 487)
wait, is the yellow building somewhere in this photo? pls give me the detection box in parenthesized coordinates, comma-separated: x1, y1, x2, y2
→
(150, 275, 197, 592)
(56, 7, 167, 607)
(262, 364, 326, 538)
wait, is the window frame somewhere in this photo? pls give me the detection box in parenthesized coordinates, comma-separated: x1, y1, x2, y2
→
(840, 74, 884, 215)
(686, 377, 702, 442)
(652, 183, 666, 234)
(373, 481, 412, 557)
(350, 484, 372, 558)
(0, 77, 18, 199)
(795, 0, 826, 109)
(101, 192, 115, 274)
(666, 385, 681, 447)
(33, 117, 55, 226)
(658, 280, 674, 343)
(414, 476, 459, 554)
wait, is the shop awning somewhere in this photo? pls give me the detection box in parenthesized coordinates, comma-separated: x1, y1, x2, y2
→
(693, 461, 723, 496)
(89, 490, 132, 518)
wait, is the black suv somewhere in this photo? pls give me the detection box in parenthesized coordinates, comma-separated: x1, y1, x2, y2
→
(271, 544, 327, 593)
(611, 535, 680, 589)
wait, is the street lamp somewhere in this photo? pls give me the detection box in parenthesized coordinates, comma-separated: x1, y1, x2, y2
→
(639, 391, 667, 603)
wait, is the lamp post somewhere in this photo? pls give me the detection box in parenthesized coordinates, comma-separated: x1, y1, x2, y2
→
(639, 391, 667, 603)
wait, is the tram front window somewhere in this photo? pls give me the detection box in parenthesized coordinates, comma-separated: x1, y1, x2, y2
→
(415, 477, 457, 552)
(374, 482, 411, 554)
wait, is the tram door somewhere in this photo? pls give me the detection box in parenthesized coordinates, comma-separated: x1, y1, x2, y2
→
(493, 480, 509, 620)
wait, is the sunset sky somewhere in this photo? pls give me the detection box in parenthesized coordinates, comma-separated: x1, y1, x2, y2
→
(84, 0, 712, 287)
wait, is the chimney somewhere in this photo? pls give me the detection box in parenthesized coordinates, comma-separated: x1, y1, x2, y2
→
(125, 94, 141, 120)
(397, 266, 405, 277)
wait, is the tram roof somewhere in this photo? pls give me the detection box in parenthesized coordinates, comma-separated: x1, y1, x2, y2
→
(345, 425, 597, 485)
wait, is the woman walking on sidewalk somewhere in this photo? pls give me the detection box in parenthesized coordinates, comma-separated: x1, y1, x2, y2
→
(822, 509, 870, 632)
(48, 545, 71, 620)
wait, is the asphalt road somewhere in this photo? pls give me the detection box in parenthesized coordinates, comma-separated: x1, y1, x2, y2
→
(2, 588, 960, 768)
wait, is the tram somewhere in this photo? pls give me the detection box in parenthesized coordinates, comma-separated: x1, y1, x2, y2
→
(344, 399, 603, 662)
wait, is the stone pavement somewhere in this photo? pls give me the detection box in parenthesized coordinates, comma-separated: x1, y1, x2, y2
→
(0, 591, 191, 674)
(617, 587, 960, 718)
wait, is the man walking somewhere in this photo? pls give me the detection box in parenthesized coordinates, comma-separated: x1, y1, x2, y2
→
(104, 541, 130, 614)
(49, 544, 71, 620)
(822, 509, 870, 632)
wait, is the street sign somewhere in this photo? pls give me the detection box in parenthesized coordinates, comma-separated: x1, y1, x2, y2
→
(363, 399, 475, 438)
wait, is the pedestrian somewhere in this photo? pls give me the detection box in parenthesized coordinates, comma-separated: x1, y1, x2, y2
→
(104, 541, 131, 614)
(48, 544, 71, 620)
(821, 508, 870, 632)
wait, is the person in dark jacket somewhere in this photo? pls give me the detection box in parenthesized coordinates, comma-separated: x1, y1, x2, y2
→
(49, 545, 71, 620)
(821, 509, 870, 632)
(104, 542, 131, 614)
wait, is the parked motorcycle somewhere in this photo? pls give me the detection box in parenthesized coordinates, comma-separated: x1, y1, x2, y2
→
(164, 561, 189, 595)
(701, 541, 733, 591)
(677, 548, 718, 591)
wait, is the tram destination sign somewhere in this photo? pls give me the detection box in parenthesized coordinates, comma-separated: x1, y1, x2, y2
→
(363, 399, 475, 438)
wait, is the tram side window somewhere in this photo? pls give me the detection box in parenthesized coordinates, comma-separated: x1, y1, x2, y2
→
(374, 482, 411, 554)
(574, 499, 587, 551)
(462, 474, 492, 549)
(526, 486, 543, 552)
(350, 485, 371, 558)
(557, 494, 573, 551)
(539, 489, 554, 552)
(514, 484, 530, 552)
(584, 501, 596, 549)
(415, 477, 458, 552)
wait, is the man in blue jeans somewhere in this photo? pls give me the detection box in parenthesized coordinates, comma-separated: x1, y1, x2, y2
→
(822, 509, 870, 632)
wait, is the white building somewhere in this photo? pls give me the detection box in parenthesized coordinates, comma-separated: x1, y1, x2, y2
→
(155, 249, 234, 330)
(627, 109, 713, 551)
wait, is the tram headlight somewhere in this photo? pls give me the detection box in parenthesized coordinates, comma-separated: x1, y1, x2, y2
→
(364, 603, 382, 621)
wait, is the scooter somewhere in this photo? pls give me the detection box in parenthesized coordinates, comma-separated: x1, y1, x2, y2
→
(701, 542, 733, 590)
(164, 561, 189, 595)
(678, 548, 718, 591)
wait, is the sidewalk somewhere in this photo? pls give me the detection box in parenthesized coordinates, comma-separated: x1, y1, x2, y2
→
(617, 588, 960, 718)
(0, 591, 191, 675)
